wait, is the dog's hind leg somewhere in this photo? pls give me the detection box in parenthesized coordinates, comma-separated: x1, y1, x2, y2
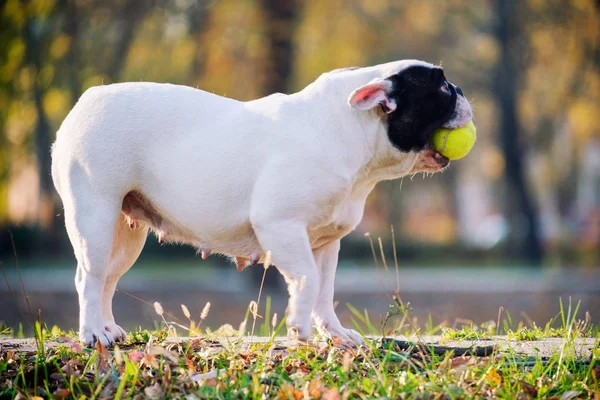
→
(65, 197, 122, 346)
(101, 216, 148, 342)
(60, 162, 134, 346)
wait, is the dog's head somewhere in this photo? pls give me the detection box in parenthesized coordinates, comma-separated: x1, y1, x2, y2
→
(347, 60, 472, 173)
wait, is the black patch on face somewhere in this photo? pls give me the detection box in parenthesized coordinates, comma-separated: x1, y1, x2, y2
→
(384, 65, 458, 152)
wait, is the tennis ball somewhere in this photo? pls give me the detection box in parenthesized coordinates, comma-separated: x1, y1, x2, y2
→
(432, 121, 476, 160)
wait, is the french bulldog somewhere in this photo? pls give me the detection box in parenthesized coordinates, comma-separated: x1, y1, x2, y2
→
(51, 59, 473, 346)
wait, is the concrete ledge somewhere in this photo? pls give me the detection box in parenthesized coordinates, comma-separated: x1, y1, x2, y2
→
(2, 336, 597, 360)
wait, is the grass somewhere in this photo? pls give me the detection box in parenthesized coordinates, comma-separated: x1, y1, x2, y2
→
(1, 234, 600, 398)
(1, 295, 599, 399)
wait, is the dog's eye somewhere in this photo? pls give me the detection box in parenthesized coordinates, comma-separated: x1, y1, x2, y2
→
(440, 81, 451, 94)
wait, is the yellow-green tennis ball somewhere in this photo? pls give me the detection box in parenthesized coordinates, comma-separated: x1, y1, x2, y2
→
(432, 121, 477, 160)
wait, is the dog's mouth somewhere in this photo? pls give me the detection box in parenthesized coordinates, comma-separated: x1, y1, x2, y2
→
(420, 144, 450, 172)
(419, 88, 472, 172)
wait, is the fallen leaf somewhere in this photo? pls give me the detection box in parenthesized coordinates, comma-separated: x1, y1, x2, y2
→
(277, 382, 303, 400)
(185, 357, 196, 373)
(308, 379, 327, 398)
(448, 356, 472, 370)
(323, 388, 342, 400)
(150, 345, 179, 363)
(129, 349, 145, 362)
(144, 382, 164, 399)
(485, 368, 502, 386)
(70, 342, 83, 353)
(52, 388, 70, 398)
(435, 356, 474, 370)
(143, 353, 159, 368)
(519, 381, 538, 398)
(96, 340, 111, 373)
(6, 351, 16, 361)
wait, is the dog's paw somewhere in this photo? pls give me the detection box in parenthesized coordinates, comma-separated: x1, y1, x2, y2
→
(105, 323, 127, 343)
(80, 327, 115, 348)
(286, 315, 313, 341)
(317, 324, 365, 346)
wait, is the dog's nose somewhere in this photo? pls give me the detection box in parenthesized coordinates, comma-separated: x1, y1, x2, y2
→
(455, 86, 464, 96)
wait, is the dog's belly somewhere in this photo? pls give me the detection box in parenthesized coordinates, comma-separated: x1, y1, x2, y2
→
(121, 190, 263, 257)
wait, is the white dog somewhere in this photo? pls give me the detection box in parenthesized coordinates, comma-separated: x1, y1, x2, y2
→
(51, 59, 472, 347)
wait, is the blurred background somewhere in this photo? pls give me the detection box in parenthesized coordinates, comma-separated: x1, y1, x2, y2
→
(1, 0, 599, 335)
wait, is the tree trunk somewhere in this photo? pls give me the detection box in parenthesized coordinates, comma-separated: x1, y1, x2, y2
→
(186, 2, 211, 86)
(64, 0, 80, 101)
(259, 0, 300, 95)
(23, 9, 53, 228)
(105, 0, 149, 83)
(494, 0, 543, 265)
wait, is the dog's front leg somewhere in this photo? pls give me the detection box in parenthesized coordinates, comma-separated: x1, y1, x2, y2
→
(253, 220, 318, 340)
(311, 240, 364, 345)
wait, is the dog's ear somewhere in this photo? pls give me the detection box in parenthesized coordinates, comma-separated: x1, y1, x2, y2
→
(348, 79, 397, 113)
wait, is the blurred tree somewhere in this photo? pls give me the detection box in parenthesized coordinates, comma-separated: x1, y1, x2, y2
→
(0, 0, 598, 266)
(63, 0, 80, 101)
(259, 0, 299, 95)
(106, 0, 150, 83)
(22, 0, 59, 228)
(186, 1, 212, 86)
(494, 0, 543, 264)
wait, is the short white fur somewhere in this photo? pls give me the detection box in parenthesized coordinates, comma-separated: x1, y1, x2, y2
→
(51, 59, 472, 346)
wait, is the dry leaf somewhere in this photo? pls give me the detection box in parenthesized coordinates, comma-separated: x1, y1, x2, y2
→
(143, 353, 159, 369)
(485, 368, 502, 386)
(435, 356, 473, 371)
(277, 382, 303, 400)
(185, 357, 196, 373)
(519, 381, 538, 398)
(144, 382, 164, 399)
(52, 389, 70, 398)
(323, 388, 342, 400)
(113, 345, 123, 366)
(150, 345, 179, 363)
(129, 349, 145, 362)
(6, 351, 16, 361)
(70, 342, 83, 353)
(96, 340, 111, 373)
(342, 351, 353, 373)
(308, 379, 327, 398)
